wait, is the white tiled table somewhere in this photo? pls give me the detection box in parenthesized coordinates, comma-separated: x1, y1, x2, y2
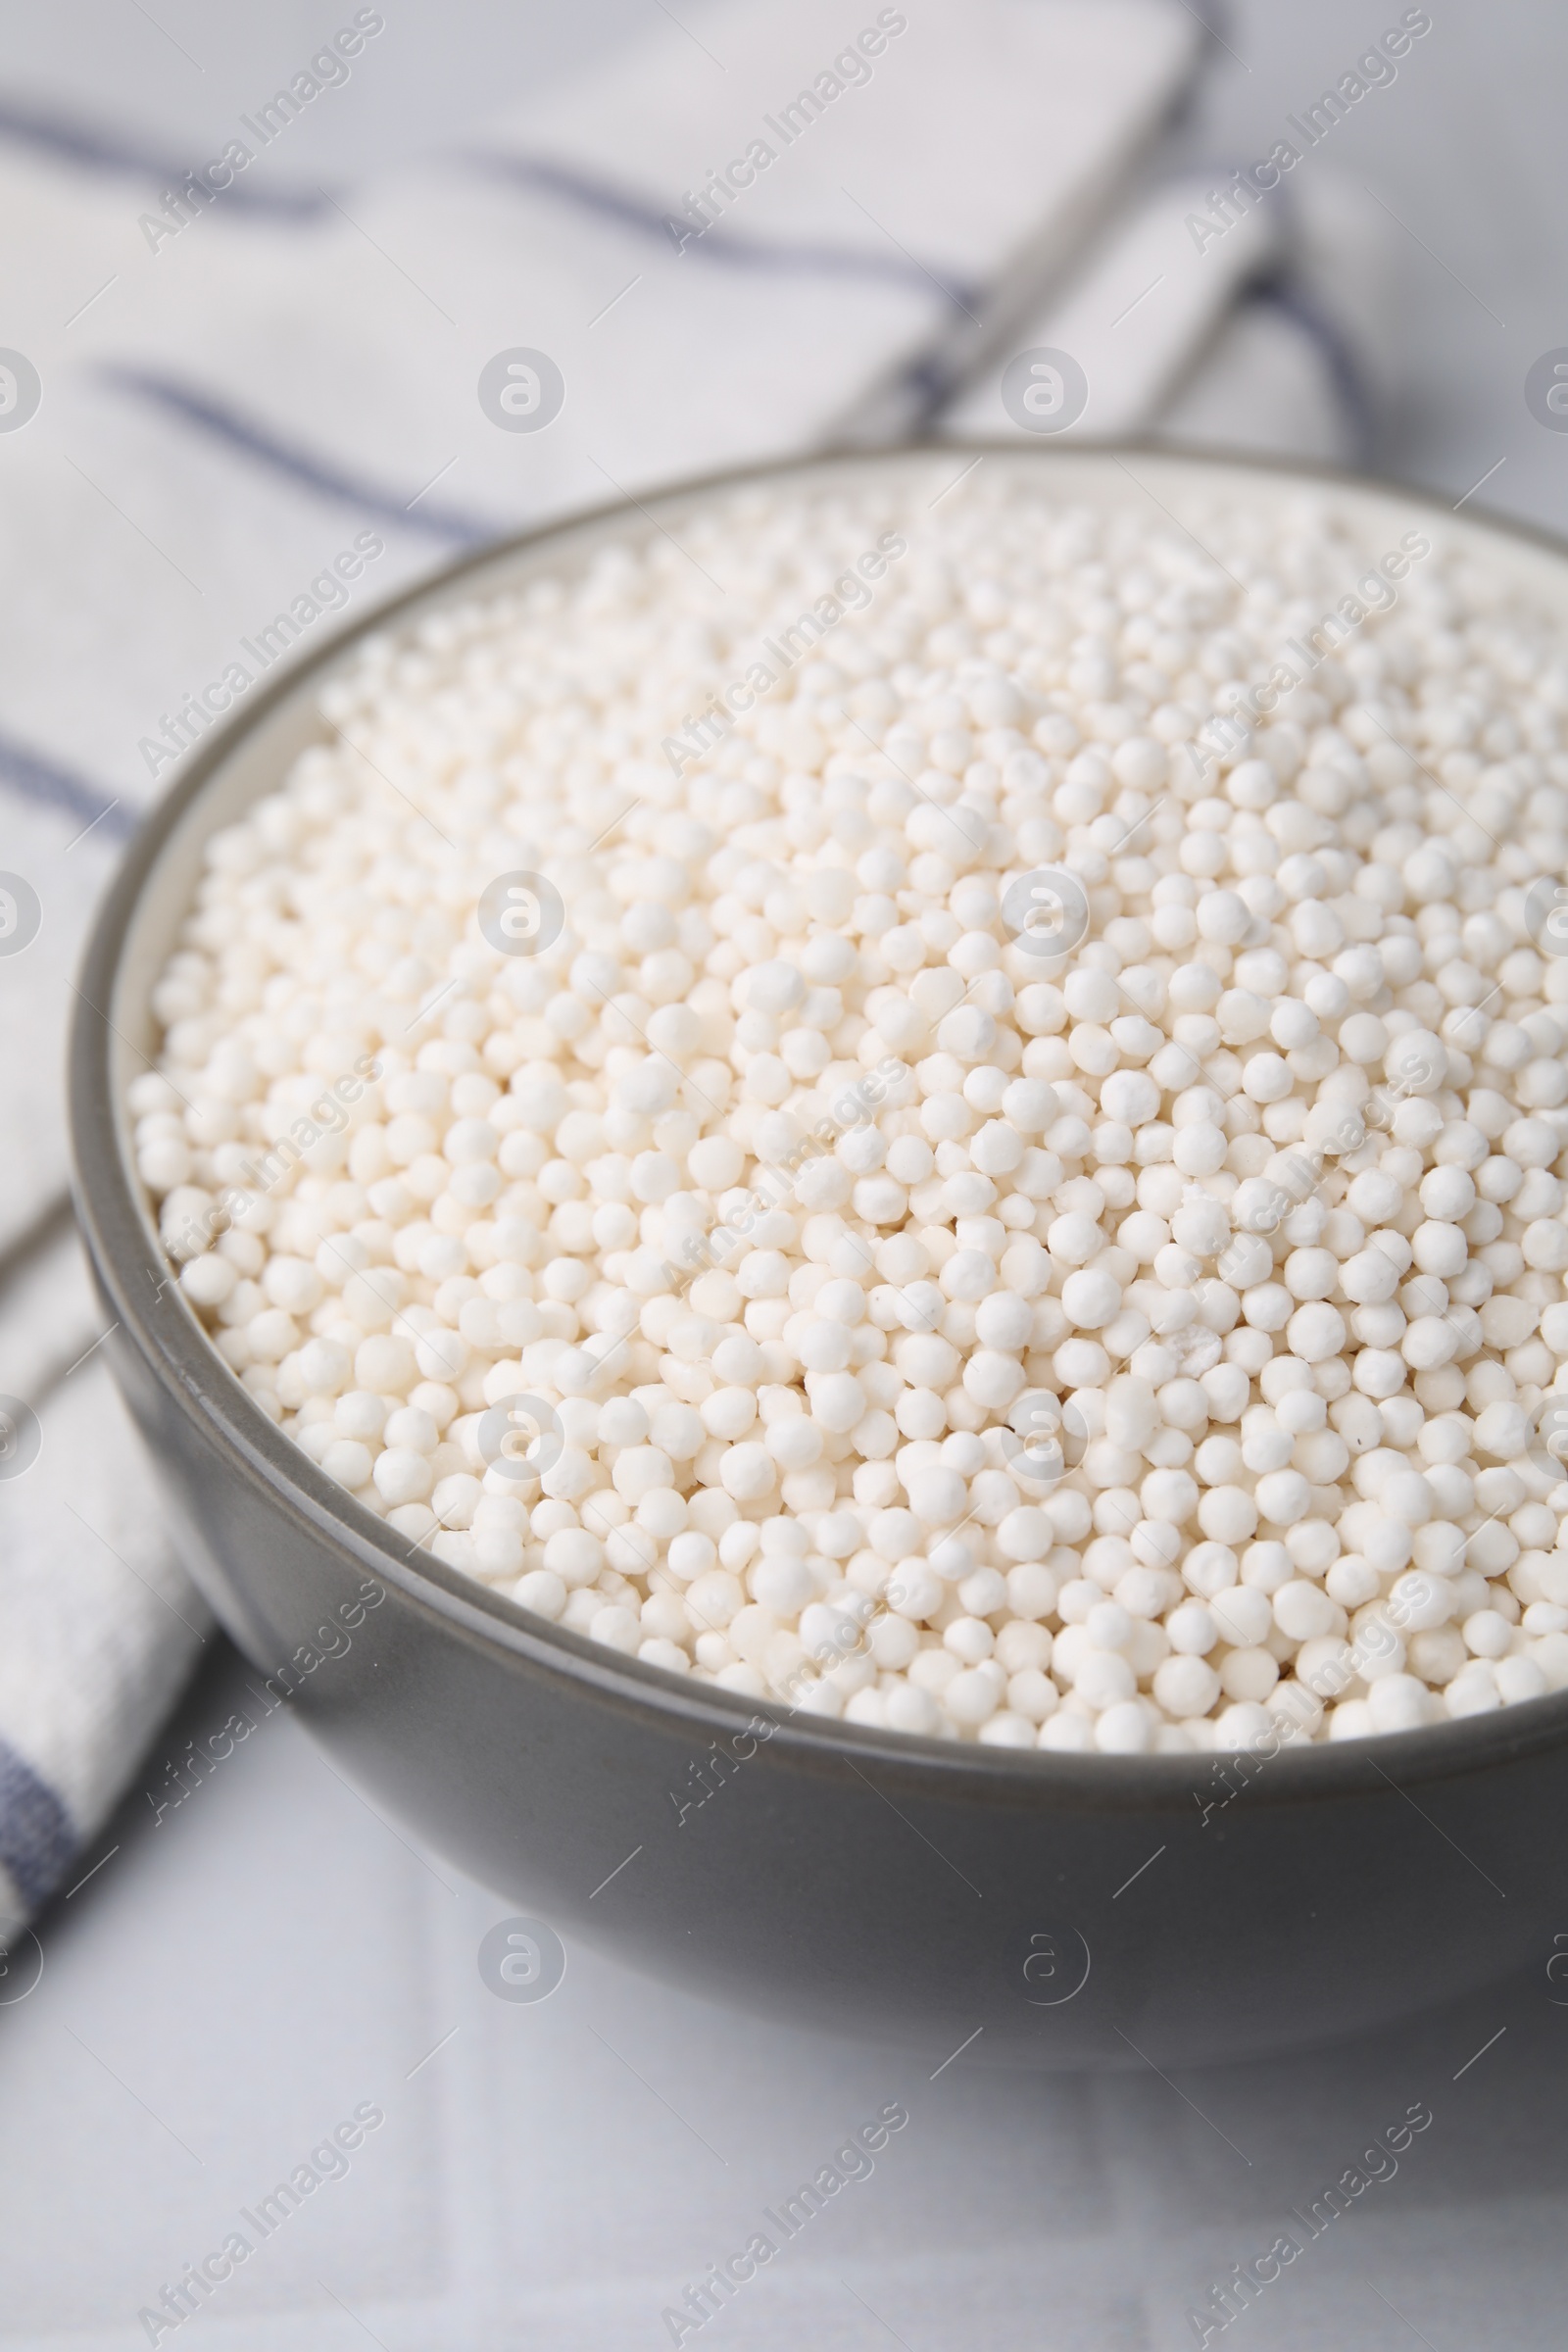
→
(7, 2, 1568, 2342)
(4, 1634, 1564, 2350)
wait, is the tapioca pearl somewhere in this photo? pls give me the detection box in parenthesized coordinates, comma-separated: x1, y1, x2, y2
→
(882, 1681, 942, 1737)
(1183, 1542, 1242, 1600)
(246, 1308, 301, 1366)
(1061, 1266, 1123, 1329)
(1373, 1468, 1432, 1530)
(1090, 1699, 1151, 1753)
(1203, 1477, 1259, 1552)
(1232, 1536, 1287, 1595)
(354, 1334, 416, 1394)
(907, 1644, 963, 1698)
(1047, 1212, 1102, 1268)
(1250, 1466, 1310, 1529)
(1189, 1687, 1262, 1750)
(1214, 1640, 1280, 1702)
(1495, 1654, 1549, 1705)
(1152, 1653, 1221, 1717)
(321, 1439, 373, 1489)
(1461, 1607, 1514, 1660)
(1360, 1673, 1433, 1733)
(1445, 1661, 1501, 1717)
(588, 1604, 642, 1656)
(1164, 1597, 1219, 1656)
(373, 1447, 433, 1506)
(382, 1405, 439, 1455)
(1319, 1547, 1379, 1607)
(1069, 1648, 1137, 1711)
(974, 1709, 1037, 1748)
(334, 1392, 389, 1446)
(1038, 1710, 1097, 1752)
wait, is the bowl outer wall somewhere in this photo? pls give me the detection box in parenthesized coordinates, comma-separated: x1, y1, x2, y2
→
(69, 441, 1568, 2066)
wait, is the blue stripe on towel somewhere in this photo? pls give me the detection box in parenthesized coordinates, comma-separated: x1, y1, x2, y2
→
(468, 150, 983, 311)
(99, 367, 501, 546)
(1176, 165, 1375, 466)
(0, 731, 137, 840)
(1248, 277, 1375, 466)
(0, 94, 980, 307)
(0, 97, 333, 218)
(0, 1735, 75, 1914)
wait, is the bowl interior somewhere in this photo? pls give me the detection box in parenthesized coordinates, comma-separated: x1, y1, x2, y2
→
(84, 439, 1568, 1790)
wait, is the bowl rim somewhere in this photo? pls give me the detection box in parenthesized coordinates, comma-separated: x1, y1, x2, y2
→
(68, 434, 1568, 1805)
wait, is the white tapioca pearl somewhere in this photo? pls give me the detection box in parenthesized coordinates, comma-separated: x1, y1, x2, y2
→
(1061, 1266, 1123, 1328)
(796, 1319, 852, 1374)
(1282, 1249, 1337, 1302)
(1241, 1053, 1293, 1104)
(1402, 1316, 1457, 1372)
(805, 1372, 865, 1433)
(1384, 1029, 1446, 1096)
(322, 1439, 373, 1490)
(373, 1447, 433, 1507)
(1287, 1302, 1346, 1363)
(879, 1681, 939, 1737)
(1496, 1654, 1549, 1705)
(1420, 1163, 1476, 1221)
(1070, 1648, 1137, 1711)
(1208, 1583, 1273, 1648)
(1084, 1600, 1133, 1652)
(587, 1604, 641, 1656)
(973, 1292, 1031, 1352)
(1411, 1220, 1467, 1278)
(939, 1251, 995, 1304)
(1272, 1581, 1342, 1642)
(1472, 1399, 1529, 1460)
(961, 1349, 1023, 1411)
(1378, 1469, 1432, 1526)
(1047, 1213, 1101, 1267)
(1172, 1120, 1227, 1176)
(718, 1443, 775, 1503)
(1152, 1653, 1220, 1717)
(906, 1466, 968, 1526)
(356, 1335, 416, 1393)
(1194, 886, 1250, 947)
(1166, 1600, 1217, 1653)
(1002, 1078, 1058, 1131)
(938, 1004, 997, 1061)
(1104, 1374, 1157, 1450)
(1254, 1469, 1311, 1527)
(1341, 1249, 1400, 1305)
(1364, 1674, 1435, 1733)
(1092, 1700, 1151, 1752)
(939, 1668, 1001, 1728)
(1218, 1647, 1279, 1702)
(1445, 1664, 1500, 1717)
(1211, 1700, 1276, 1751)
(1523, 1218, 1568, 1271)
(944, 1615, 996, 1666)
(1141, 1466, 1200, 1525)
(1461, 1608, 1513, 1660)
(383, 1405, 439, 1455)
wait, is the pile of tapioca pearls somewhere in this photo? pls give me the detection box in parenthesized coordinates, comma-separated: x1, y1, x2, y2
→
(134, 465, 1568, 1750)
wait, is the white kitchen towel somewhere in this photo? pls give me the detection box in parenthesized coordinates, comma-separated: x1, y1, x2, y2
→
(0, 0, 1390, 1936)
(0, 1225, 213, 1944)
(940, 164, 1396, 458)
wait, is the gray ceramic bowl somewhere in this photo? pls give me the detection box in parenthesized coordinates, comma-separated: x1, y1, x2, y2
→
(70, 445, 1568, 2068)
